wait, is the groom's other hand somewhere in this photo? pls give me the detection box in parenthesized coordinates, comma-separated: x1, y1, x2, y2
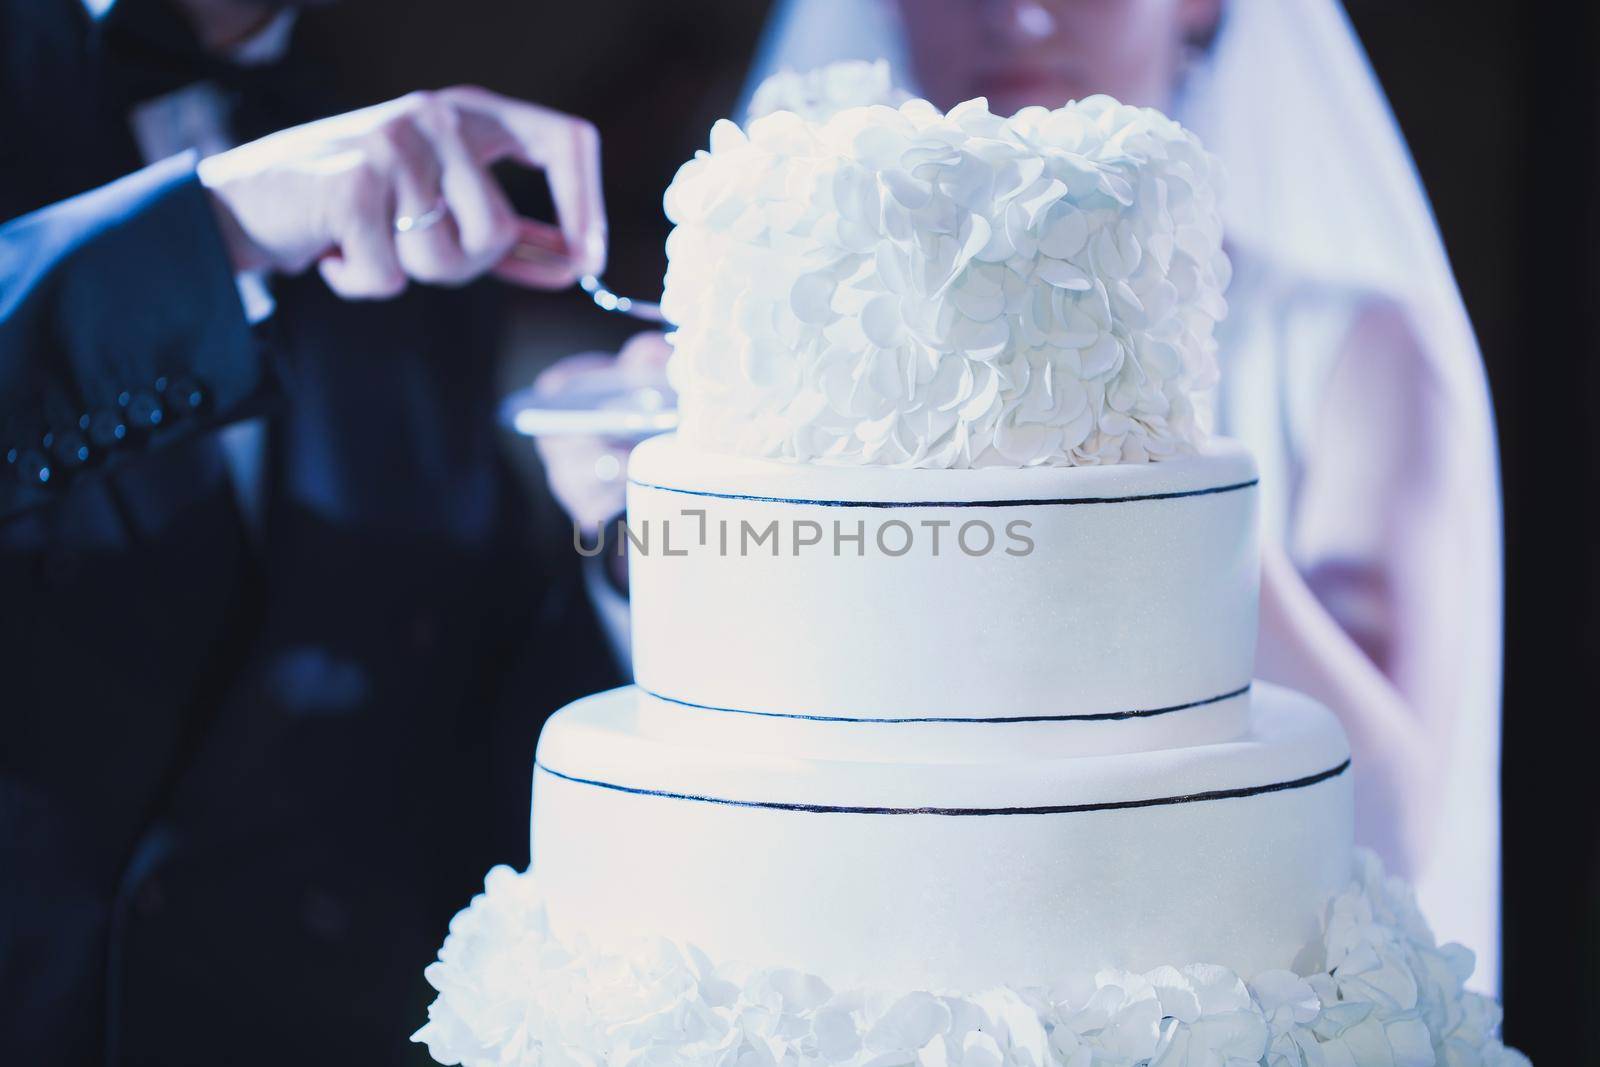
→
(535, 331, 673, 534)
(197, 86, 606, 298)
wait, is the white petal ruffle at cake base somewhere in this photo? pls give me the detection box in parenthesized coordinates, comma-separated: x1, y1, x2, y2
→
(413, 850, 1525, 1067)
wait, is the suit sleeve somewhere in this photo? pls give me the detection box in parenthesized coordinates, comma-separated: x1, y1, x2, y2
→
(0, 151, 268, 520)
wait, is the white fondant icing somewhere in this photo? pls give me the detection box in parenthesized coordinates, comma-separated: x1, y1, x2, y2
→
(631, 688, 1249, 763)
(531, 683, 1352, 992)
(626, 433, 1258, 754)
(661, 94, 1230, 468)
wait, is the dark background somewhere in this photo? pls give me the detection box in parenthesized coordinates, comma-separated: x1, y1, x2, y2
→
(294, 2, 1595, 1058)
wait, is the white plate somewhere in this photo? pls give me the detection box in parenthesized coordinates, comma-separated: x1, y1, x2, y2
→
(501, 381, 679, 440)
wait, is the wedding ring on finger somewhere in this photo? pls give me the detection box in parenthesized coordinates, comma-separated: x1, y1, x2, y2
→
(395, 199, 450, 234)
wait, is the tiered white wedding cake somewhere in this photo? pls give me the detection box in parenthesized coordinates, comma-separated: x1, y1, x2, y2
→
(416, 70, 1525, 1066)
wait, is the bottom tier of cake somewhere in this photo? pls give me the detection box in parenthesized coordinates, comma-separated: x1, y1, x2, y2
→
(527, 683, 1352, 992)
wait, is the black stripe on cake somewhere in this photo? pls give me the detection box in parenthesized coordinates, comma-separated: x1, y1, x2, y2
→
(534, 757, 1352, 817)
(627, 477, 1259, 509)
(639, 683, 1252, 725)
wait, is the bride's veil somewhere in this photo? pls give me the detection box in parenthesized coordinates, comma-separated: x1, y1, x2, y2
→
(743, 0, 1503, 990)
(1188, 6, 1504, 994)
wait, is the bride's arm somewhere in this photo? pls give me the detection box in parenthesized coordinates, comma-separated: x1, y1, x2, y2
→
(1255, 300, 1499, 877)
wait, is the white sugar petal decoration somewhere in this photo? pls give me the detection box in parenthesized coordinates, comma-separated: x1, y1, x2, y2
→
(994, 418, 1056, 465)
(959, 364, 1002, 421)
(792, 272, 838, 324)
(952, 316, 1012, 364)
(1050, 301, 1102, 350)
(1081, 335, 1124, 379)
(860, 295, 906, 348)
(953, 266, 1007, 322)
(414, 852, 1528, 1067)
(665, 71, 1230, 469)
(1036, 258, 1094, 291)
(1036, 203, 1090, 259)
(866, 992, 952, 1053)
(1014, 177, 1068, 225)
(953, 216, 994, 282)
(884, 168, 934, 210)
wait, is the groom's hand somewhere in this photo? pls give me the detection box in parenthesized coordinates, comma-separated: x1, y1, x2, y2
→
(535, 331, 673, 535)
(197, 86, 606, 298)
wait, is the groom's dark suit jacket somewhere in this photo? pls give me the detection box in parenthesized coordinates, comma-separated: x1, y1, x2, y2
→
(0, 2, 619, 1064)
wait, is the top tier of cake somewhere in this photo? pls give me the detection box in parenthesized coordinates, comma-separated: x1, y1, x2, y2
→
(660, 93, 1230, 469)
(631, 86, 1244, 759)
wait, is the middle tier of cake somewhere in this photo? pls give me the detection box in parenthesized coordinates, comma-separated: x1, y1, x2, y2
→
(531, 683, 1353, 992)
(625, 433, 1261, 759)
